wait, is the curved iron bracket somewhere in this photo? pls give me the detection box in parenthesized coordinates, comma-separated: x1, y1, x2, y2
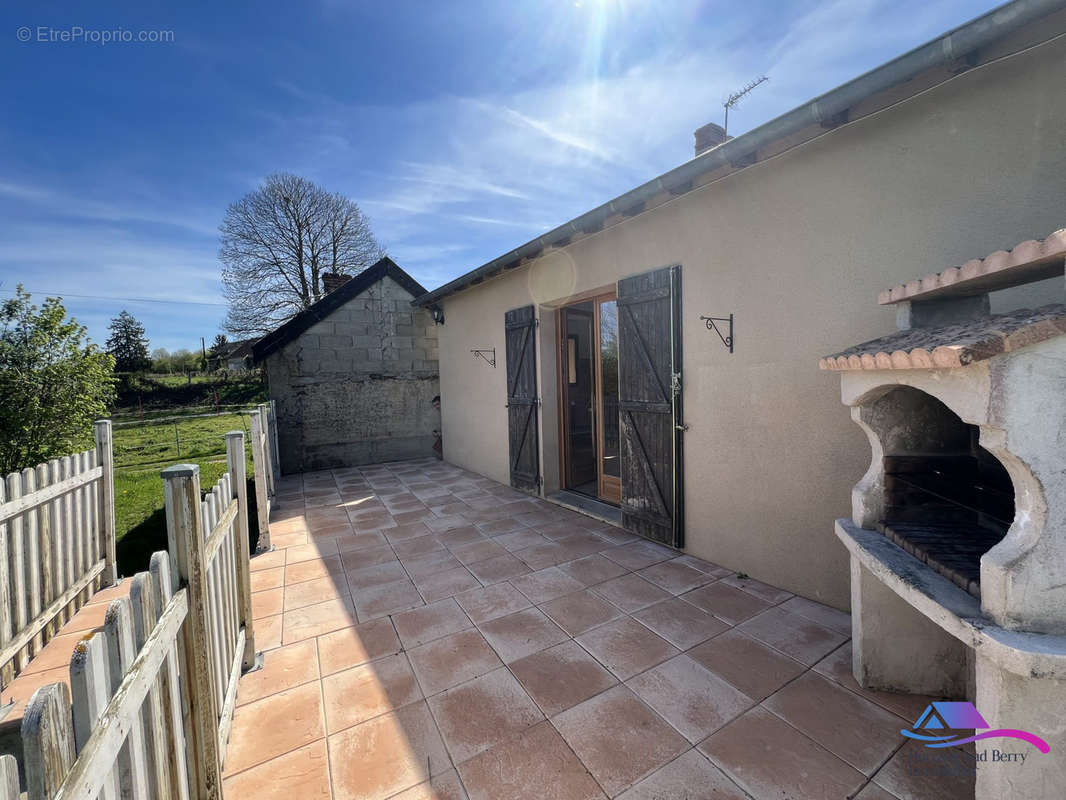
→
(471, 348, 496, 367)
(700, 314, 734, 353)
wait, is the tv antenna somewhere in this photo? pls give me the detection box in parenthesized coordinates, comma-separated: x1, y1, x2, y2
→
(724, 75, 769, 137)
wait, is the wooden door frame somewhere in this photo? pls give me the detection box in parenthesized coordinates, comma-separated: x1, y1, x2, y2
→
(555, 289, 619, 505)
(594, 299, 621, 504)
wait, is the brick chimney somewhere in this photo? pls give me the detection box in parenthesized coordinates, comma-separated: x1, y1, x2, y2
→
(694, 122, 728, 156)
(321, 272, 351, 294)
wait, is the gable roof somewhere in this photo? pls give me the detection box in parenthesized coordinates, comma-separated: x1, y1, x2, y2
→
(412, 0, 1062, 308)
(252, 256, 427, 361)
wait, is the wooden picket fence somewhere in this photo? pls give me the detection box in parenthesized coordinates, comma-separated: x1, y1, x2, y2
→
(5, 431, 257, 800)
(249, 402, 278, 552)
(0, 421, 117, 688)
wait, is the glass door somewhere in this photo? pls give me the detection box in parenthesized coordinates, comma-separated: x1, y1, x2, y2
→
(559, 293, 620, 505)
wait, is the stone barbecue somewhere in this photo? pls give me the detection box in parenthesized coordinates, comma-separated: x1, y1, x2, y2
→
(821, 228, 1066, 799)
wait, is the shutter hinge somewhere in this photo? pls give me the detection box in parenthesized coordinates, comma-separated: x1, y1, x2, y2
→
(675, 423, 690, 432)
(671, 372, 682, 396)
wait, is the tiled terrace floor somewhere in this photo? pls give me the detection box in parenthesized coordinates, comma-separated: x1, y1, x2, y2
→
(226, 459, 967, 800)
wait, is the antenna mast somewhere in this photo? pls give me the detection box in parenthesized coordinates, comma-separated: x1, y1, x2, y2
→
(724, 75, 769, 137)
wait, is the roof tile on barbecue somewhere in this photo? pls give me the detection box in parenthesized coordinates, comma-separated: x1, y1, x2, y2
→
(878, 228, 1066, 305)
(819, 304, 1066, 371)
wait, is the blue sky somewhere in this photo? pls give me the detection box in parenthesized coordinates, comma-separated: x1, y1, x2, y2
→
(0, 0, 998, 352)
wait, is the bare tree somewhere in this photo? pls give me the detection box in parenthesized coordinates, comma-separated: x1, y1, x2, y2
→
(219, 173, 386, 336)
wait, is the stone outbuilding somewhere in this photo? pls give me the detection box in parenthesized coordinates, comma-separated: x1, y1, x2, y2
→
(252, 257, 440, 473)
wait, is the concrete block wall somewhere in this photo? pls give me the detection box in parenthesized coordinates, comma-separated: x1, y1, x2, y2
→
(265, 274, 441, 473)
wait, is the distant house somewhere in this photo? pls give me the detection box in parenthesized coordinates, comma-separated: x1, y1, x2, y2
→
(252, 257, 440, 473)
(209, 339, 255, 371)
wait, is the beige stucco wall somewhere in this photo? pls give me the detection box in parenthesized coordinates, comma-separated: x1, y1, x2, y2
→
(435, 34, 1066, 610)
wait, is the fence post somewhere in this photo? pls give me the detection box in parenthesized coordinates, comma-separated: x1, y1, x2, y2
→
(162, 464, 222, 800)
(268, 399, 281, 486)
(95, 420, 118, 587)
(226, 432, 258, 672)
(0, 754, 18, 800)
(249, 412, 271, 552)
(257, 405, 276, 497)
(21, 682, 76, 800)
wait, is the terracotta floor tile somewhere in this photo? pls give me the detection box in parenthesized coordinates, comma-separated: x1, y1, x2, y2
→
(512, 542, 567, 570)
(317, 618, 402, 676)
(448, 538, 506, 566)
(458, 720, 605, 800)
(699, 707, 866, 800)
(284, 576, 350, 611)
(353, 578, 425, 620)
(253, 587, 285, 620)
(576, 617, 679, 681)
(590, 527, 639, 546)
(454, 583, 531, 624)
(425, 515, 470, 533)
(871, 739, 975, 800)
(736, 607, 848, 666)
(328, 701, 452, 800)
(284, 555, 344, 585)
(510, 567, 585, 605)
(285, 541, 338, 565)
(391, 509, 435, 526)
(637, 559, 715, 594)
(384, 521, 433, 543)
(322, 652, 422, 733)
(476, 517, 529, 536)
(780, 595, 853, 636)
(336, 531, 391, 552)
(853, 783, 902, 800)
(630, 597, 730, 650)
(222, 739, 331, 799)
(478, 607, 569, 663)
(670, 555, 732, 578)
(763, 671, 906, 775)
(403, 550, 462, 579)
(236, 639, 319, 707)
(538, 589, 622, 636)
(389, 769, 469, 800)
(680, 582, 771, 625)
(250, 548, 287, 571)
(251, 566, 285, 592)
(339, 544, 397, 572)
(345, 560, 408, 592)
(627, 655, 753, 743)
(270, 532, 308, 549)
(601, 541, 675, 571)
(812, 643, 935, 723)
(391, 535, 446, 559)
(615, 749, 749, 800)
(408, 628, 502, 696)
(688, 630, 806, 701)
(557, 554, 629, 587)
(719, 574, 794, 604)
(553, 684, 689, 796)
(509, 639, 617, 717)
(589, 574, 671, 613)
(494, 529, 550, 553)
(438, 526, 486, 548)
(427, 666, 544, 763)
(225, 681, 325, 775)
(393, 598, 473, 649)
(283, 597, 358, 644)
(257, 613, 283, 651)
(466, 553, 531, 584)
(414, 566, 482, 603)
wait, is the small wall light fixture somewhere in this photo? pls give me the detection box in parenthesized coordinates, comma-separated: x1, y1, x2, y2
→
(700, 313, 734, 353)
(431, 306, 445, 325)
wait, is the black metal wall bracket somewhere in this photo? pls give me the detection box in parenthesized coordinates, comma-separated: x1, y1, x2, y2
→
(700, 314, 734, 353)
(471, 348, 496, 367)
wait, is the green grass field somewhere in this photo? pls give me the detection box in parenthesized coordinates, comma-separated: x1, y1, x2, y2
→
(113, 412, 261, 576)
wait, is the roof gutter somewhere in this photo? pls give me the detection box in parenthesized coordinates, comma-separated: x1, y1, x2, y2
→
(413, 0, 1062, 308)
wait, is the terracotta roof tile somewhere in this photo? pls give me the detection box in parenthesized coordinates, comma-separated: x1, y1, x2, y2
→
(819, 304, 1066, 371)
(878, 228, 1066, 305)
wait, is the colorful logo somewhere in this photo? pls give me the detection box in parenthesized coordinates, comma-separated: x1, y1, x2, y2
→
(901, 701, 1049, 753)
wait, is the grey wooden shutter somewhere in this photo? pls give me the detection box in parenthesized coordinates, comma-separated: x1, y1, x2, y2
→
(505, 305, 540, 492)
(617, 265, 684, 547)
